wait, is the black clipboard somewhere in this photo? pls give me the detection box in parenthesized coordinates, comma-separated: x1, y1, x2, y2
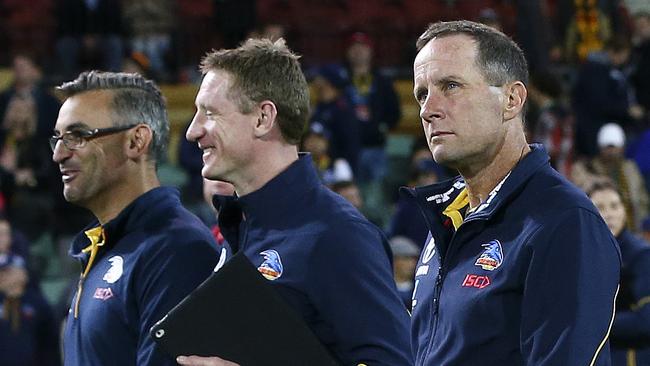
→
(150, 253, 340, 366)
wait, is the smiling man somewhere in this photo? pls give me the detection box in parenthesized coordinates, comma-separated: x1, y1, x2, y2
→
(177, 38, 412, 366)
(403, 20, 621, 365)
(51, 71, 218, 366)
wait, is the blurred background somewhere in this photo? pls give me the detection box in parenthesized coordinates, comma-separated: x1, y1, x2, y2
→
(1, 1, 650, 364)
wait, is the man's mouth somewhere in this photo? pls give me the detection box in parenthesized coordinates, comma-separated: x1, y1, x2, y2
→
(60, 169, 79, 183)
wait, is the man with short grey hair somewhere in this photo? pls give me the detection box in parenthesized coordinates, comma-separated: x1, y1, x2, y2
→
(52, 71, 220, 365)
(407, 20, 620, 365)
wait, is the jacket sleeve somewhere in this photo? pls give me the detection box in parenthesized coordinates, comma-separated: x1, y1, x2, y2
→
(307, 219, 413, 366)
(133, 228, 219, 366)
(521, 208, 620, 366)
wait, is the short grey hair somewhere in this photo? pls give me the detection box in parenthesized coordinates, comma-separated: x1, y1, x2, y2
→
(416, 20, 529, 87)
(58, 71, 169, 164)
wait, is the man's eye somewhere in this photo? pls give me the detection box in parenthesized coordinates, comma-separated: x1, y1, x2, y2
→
(64, 131, 83, 139)
(445, 82, 459, 91)
(415, 90, 428, 103)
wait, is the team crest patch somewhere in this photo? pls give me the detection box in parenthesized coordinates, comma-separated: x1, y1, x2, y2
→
(93, 287, 114, 300)
(475, 240, 503, 271)
(257, 250, 283, 280)
(103, 256, 123, 283)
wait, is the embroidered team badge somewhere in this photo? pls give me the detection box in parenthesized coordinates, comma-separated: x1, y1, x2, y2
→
(475, 240, 503, 271)
(257, 250, 283, 280)
(103, 256, 123, 283)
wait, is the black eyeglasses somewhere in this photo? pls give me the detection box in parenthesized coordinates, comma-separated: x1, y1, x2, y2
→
(49, 124, 139, 152)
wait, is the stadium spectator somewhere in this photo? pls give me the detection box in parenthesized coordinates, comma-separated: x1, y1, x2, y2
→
(122, 0, 175, 81)
(330, 180, 364, 212)
(527, 69, 574, 176)
(0, 222, 60, 366)
(631, 11, 650, 120)
(55, 0, 124, 81)
(300, 123, 353, 186)
(388, 142, 443, 249)
(0, 54, 60, 241)
(343, 32, 401, 223)
(572, 35, 643, 157)
(309, 64, 360, 174)
(0, 253, 60, 366)
(388, 235, 420, 310)
(572, 122, 649, 231)
(587, 181, 650, 366)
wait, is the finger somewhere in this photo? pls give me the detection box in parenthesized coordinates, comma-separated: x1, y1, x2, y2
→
(176, 355, 240, 366)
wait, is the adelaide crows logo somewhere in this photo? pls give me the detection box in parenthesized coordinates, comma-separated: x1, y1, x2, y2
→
(257, 250, 283, 280)
(475, 240, 503, 271)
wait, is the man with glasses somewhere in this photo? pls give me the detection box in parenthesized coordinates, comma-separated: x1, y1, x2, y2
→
(52, 71, 221, 366)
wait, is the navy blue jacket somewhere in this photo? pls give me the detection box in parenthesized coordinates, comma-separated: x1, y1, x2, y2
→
(403, 145, 621, 365)
(63, 187, 218, 366)
(611, 230, 650, 365)
(217, 154, 412, 365)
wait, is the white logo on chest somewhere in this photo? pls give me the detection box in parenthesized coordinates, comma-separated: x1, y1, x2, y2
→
(103, 256, 124, 283)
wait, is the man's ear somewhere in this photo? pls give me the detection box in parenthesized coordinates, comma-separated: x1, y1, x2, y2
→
(254, 100, 278, 138)
(503, 81, 527, 121)
(125, 124, 153, 159)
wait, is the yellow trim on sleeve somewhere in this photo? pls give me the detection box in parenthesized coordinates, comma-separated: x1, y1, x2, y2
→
(442, 188, 470, 230)
(589, 285, 619, 366)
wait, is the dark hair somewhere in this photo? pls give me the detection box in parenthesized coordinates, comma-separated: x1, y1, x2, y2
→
(200, 38, 310, 145)
(585, 178, 619, 198)
(416, 20, 529, 87)
(58, 71, 169, 164)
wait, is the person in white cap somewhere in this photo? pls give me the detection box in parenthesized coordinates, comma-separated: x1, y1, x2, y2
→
(572, 122, 649, 231)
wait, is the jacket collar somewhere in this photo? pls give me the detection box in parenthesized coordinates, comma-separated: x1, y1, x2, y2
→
(214, 153, 321, 251)
(237, 153, 320, 225)
(402, 144, 550, 222)
(70, 186, 181, 260)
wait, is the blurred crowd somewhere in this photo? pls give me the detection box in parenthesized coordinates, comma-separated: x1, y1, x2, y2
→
(1, 0, 650, 365)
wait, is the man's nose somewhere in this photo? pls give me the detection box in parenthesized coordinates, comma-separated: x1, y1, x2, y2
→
(52, 139, 72, 163)
(420, 94, 445, 123)
(185, 113, 202, 142)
